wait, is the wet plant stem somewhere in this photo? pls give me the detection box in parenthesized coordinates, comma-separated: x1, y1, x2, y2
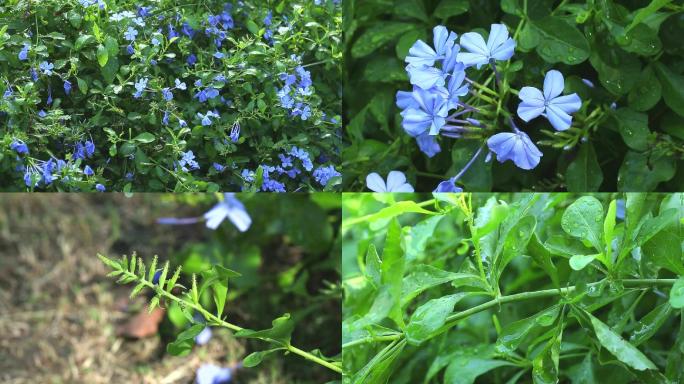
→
(345, 279, 677, 347)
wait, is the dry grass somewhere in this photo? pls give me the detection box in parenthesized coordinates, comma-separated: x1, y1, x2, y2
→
(0, 195, 296, 384)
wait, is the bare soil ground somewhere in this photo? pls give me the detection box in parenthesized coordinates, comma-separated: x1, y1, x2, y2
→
(0, 195, 305, 384)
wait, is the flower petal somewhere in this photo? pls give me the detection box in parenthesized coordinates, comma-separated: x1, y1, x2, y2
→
(386, 171, 408, 191)
(460, 32, 488, 56)
(405, 40, 438, 67)
(433, 26, 457, 56)
(486, 24, 509, 53)
(490, 37, 515, 61)
(401, 108, 432, 136)
(396, 90, 419, 110)
(517, 99, 545, 122)
(407, 64, 445, 90)
(548, 93, 581, 114)
(455, 52, 489, 68)
(545, 104, 573, 131)
(366, 172, 387, 192)
(543, 70, 564, 100)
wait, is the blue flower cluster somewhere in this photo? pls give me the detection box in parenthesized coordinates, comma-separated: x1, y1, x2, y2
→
(240, 146, 339, 192)
(277, 58, 315, 121)
(14, 138, 106, 192)
(394, 24, 582, 192)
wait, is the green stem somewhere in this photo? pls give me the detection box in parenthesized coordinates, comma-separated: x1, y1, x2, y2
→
(342, 334, 402, 349)
(122, 270, 342, 373)
(344, 279, 677, 348)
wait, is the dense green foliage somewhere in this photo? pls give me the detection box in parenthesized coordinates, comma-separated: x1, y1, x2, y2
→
(0, 0, 341, 191)
(343, 0, 684, 191)
(342, 193, 684, 383)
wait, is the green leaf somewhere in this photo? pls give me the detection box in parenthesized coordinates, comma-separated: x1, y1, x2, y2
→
(618, 151, 676, 191)
(433, 0, 469, 19)
(128, 282, 145, 299)
(382, 219, 405, 328)
(629, 302, 674, 346)
(166, 266, 181, 293)
(158, 261, 169, 288)
(133, 132, 156, 144)
(243, 348, 283, 367)
(643, 230, 684, 274)
(405, 293, 467, 345)
(533, 322, 562, 384)
(654, 62, 684, 117)
(532, 16, 590, 65)
(353, 201, 435, 226)
(393, 0, 428, 22)
(496, 305, 560, 354)
(97, 253, 120, 270)
(76, 77, 88, 95)
(351, 22, 417, 58)
(614, 108, 650, 151)
(96, 44, 108, 67)
(526, 233, 560, 288)
(628, 66, 662, 112)
(626, 0, 672, 32)
(351, 339, 406, 384)
(669, 277, 684, 309)
(74, 34, 95, 50)
(562, 196, 604, 252)
(569, 254, 600, 270)
(604, 200, 617, 253)
(402, 215, 443, 262)
(246, 20, 259, 35)
(586, 310, 658, 370)
(167, 324, 205, 356)
(565, 143, 603, 192)
(497, 215, 536, 279)
(365, 244, 382, 288)
(401, 264, 481, 306)
(235, 314, 294, 346)
(444, 357, 514, 384)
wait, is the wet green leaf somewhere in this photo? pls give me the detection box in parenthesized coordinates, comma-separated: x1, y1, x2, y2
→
(532, 16, 590, 65)
(405, 293, 467, 345)
(562, 196, 604, 252)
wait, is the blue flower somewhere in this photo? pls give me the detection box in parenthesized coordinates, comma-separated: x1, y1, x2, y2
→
(18, 43, 29, 61)
(457, 24, 515, 69)
(197, 110, 219, 126)
(162, 111, 169, 125)
(416, 132, 441, 158)
(405, 25, 457, 67)
(204, 193, 251, 231)
(161, 87, 173, 101)
(126, 44, 135, 55)
(434, 178, 463, 192)
(174, 78, 187, 90)
(366, 171, 414, 192)
(187, 53, 197, 65)
(213, 51, 224, 59)
(213, 163, 226, 172)
(179, 150, 200, 171)
(124, 27, 138, 41)
(487, 130, 542, 170)
(10, 139, 29, 155)
(229, 122, 240, 142)
(399, 88, 448, 136)
(85, 140, 95, 157)
(313, 165, 340, 186)
(264, 11, 273, 26)
(95, 183, 105, 192)
(151, 37, 160, 46)
(289, 146, 313, 171)
(64, 80, 72, 95)
(517, 70, 581, 131)
(38, 110, 47, 118)
(84, 165, 94, 176)
(46, 85, 53, 105)
(195, 363, 232, 384)
(182, 23, 195, 38)
(39, 61, 54, 75)
(300, 105, 311, 120)
(133, 77, 148, 98)
(195, 327, 212, 345)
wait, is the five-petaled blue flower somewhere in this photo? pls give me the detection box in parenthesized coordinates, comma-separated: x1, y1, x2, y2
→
(517, 70, 581, 131)
(10, 139, 29, 155)
(95, 183, 105, 192)
(18, 43, 29, 61)
(124, 27, 138, 41)
(487, 130, 543, 170)
(203, 193, 252, 231)
(457, 24, 515, 69)
(84, 165, 94, 176)
(39, 61, 54, 75)
(366, 171, 414, 192)
(400, 88, 448, 137)
(196, 363, 232, 384)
